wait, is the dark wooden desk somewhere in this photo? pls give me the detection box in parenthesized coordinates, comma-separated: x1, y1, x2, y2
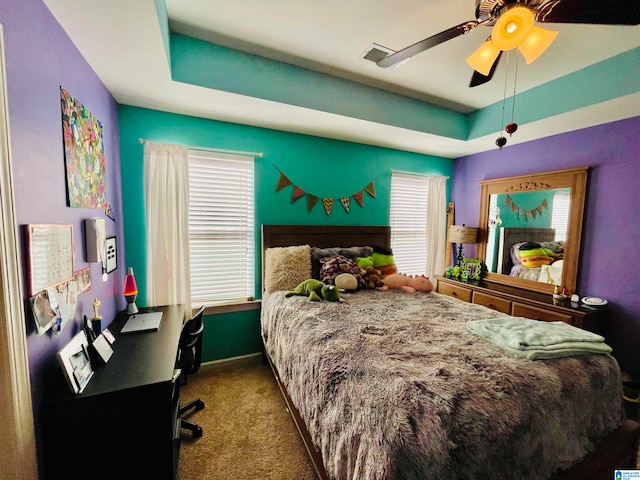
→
(42, 305, 185, 480)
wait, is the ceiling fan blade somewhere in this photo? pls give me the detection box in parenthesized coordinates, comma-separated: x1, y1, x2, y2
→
(469, 51, 503, 87)
(376, 21, 478, 68)
(536, 0, 640, 25)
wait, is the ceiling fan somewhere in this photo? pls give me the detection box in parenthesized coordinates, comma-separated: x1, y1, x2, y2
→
(376, 0, 640, 87)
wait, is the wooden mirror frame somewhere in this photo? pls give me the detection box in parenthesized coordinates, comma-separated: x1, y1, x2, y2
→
(477, 167, 589, 295)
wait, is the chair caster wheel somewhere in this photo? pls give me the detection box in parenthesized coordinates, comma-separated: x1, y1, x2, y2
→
(195, 400, 205, 411)
(193, 426, 203, 438)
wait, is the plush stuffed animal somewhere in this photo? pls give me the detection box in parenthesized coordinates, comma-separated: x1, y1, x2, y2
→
(370, 247, 398, 278)
(362, 266, 384, 289)
(518, 242, 554, 268)
(285, 279, 343, 302)
(379, 273, 433, 294)
(320, 255, 365, 288)
(335, 273, 358, 291)
(356, 256, 375, 269)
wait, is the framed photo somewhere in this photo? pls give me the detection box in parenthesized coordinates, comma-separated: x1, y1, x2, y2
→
(105, 236, 117, 274)
(74, 267, 92, 295)
(463, 258, 482, 281)
(57, 331, 94, 394)
(25, 224, 74, 296)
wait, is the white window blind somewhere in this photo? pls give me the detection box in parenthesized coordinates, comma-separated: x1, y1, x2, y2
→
(551, 189, 570, 241)
(389, 173, 430, 275)
(188, 150, 255, 305)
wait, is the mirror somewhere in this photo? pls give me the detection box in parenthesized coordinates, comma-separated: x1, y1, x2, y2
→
(477, 167, 588, 295)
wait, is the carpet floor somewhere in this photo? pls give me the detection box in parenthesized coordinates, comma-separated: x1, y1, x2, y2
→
(178, 355, 317, 480)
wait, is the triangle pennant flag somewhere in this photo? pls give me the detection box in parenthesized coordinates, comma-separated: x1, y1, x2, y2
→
(506, 195, 513, 206)
(364, 182, 376, 198)
(276, 172, 292, 192)
(353, 190, 364, 208)
(291, 186, 305, 203)
(341, 196, 350, 213)
(537, 205, 544, 215)
(511, 202, 518, 213)
(542, 198, 548, 209)
(307, 194, 320, 212)
(322, 198, 334, 216)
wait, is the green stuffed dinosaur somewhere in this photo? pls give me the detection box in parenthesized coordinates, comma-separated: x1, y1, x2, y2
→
(285, 279, 343, 302)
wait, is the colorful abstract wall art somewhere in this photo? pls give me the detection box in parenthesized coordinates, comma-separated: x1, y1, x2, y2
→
(60, 87, 107, 208)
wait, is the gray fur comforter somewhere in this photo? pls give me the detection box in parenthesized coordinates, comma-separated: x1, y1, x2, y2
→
(261, 289, 624, 480)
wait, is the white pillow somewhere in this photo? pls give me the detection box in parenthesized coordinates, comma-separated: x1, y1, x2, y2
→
(264, 245, 311, 293)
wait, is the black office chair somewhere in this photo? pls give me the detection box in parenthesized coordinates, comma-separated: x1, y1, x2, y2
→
(176, 305, 206, 438)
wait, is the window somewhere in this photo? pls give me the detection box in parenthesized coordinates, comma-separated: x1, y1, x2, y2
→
(389, 173, 430, 275)
(551, 189, 570, 242)
(187, 150, 255, 305)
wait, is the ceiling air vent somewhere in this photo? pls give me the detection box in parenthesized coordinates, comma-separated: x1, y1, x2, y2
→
(362, 43, 396, 63)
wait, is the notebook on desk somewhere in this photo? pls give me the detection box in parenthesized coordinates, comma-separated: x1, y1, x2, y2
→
(120, 311, 163, 334)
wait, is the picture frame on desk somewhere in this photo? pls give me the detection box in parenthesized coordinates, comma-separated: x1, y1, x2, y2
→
(58, 330, 94, 394)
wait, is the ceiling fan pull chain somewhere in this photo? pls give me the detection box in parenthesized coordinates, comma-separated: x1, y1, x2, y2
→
(506, 53, 519, 137)
(495, 50, 511, 150)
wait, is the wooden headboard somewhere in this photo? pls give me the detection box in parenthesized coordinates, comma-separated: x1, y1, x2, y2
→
(261, 224, 390, 251)
(497, 227, 557, 274)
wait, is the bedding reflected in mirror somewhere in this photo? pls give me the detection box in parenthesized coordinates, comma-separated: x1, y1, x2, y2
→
(484, 188, 570, 285)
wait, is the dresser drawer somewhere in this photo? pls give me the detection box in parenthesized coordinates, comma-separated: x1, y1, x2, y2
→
(473, 292, 511, 314)
(437, 282, 472, 302)
(512, 303, 573, 324)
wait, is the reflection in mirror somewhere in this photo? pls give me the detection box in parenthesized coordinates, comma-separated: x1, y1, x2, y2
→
(477, 167, 588, 295)
(485, 189, 570, 287)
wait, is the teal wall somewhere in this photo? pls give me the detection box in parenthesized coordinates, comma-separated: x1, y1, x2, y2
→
(119, 105, 453, 361)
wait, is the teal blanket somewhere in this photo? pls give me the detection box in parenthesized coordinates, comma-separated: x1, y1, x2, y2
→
(466, 316, 612, 360)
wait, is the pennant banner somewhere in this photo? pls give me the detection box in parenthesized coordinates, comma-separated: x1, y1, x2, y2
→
(340, 196, 350, 213)
(364, 182, 376, 198)
(506, 194, 549, 222)
(273, 164, 377, 216)
(353, 190, 364, 208)
(276, 172, 292, 192)
(323, 198, 334, 216)
(307, 194, 320, 212)
(291, 186, 305, 203)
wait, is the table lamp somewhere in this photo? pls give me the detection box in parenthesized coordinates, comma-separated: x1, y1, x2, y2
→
(123, 267, 139, 314)
(448, 224, 479, 267)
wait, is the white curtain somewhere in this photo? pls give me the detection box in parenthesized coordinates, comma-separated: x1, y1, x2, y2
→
(143, 141, 192, 319)
(425, 175, 447, 282)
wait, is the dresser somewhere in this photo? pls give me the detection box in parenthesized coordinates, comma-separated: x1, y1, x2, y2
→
(41, 305, 185, 480)
(435, 276, 606, 331)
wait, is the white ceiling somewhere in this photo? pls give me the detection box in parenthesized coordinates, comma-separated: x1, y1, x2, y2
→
(44, 0, 640, 158)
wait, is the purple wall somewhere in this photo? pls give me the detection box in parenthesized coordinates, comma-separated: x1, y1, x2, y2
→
(454, 115, 640, 378)
(0, 0, 125, 466)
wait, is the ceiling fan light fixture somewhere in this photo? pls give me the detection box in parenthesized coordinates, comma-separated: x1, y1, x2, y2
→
(466, 40, 501, 76)
(517, 26, 558, 64)
(491, 6, 534, 51)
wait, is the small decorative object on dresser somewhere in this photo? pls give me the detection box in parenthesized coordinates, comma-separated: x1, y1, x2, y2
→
(462, 258, 482, 281)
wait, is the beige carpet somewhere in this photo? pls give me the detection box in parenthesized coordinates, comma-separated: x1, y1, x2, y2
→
(178, 355, 317, 480)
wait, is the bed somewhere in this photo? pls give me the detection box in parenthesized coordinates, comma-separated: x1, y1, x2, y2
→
(260, 224, 639, 480)
(497, 227, 565, 284)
